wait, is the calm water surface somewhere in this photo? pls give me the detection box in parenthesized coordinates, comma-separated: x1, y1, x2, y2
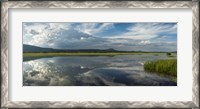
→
(23, 54, 177, 86)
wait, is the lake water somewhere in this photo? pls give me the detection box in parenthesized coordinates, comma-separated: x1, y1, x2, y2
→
(23, 54, 177, 86)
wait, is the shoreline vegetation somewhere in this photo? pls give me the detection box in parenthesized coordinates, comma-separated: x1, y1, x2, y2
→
(23, 52, 175, 57)
(144, 59, 177, 82)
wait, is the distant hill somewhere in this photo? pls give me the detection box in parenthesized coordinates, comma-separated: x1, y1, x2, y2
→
(23, 44, 64, 52)
(23, 44, 118, 53)
(23, 44, 174, 53)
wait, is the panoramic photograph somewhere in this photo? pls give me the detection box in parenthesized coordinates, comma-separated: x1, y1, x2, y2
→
(23, 22, 177, 86)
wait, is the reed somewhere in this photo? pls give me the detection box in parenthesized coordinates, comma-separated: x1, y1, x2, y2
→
(144, 59, 177, 77)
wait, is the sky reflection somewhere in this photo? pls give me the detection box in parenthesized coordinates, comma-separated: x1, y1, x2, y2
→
(23, 54, 177, 86)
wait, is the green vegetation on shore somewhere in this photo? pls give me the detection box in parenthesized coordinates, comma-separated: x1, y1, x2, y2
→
(144, 59, 177, 81)
(23, 52, 165, 57)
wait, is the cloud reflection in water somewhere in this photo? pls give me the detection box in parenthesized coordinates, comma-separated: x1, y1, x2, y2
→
(23, 55, 177, 86)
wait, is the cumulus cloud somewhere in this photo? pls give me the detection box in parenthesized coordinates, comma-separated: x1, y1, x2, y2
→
(23, 23, 72, 47)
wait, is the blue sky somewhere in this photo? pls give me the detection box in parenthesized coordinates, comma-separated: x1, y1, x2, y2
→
(23, 22, 177, 52)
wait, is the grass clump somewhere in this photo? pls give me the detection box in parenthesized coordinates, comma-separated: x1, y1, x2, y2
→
(166, 52, 172, 56)
(144, 59, 177, 78)
(154, 54, 159, 56)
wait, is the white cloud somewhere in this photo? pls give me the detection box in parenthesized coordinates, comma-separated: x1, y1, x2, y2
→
(139, 40, 151, 45)
(75, 23, 114, 35)
(23, 23, 72, 47)
(113, 23, 177, 40)
(80, 37, 86, 40)
(23, 23, 114, 48)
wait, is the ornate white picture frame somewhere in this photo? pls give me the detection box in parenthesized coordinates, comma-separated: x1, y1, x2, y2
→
(1, 1, 199, 108)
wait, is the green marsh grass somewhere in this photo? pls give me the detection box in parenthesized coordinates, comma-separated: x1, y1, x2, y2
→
(144, 59, 177, 80)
